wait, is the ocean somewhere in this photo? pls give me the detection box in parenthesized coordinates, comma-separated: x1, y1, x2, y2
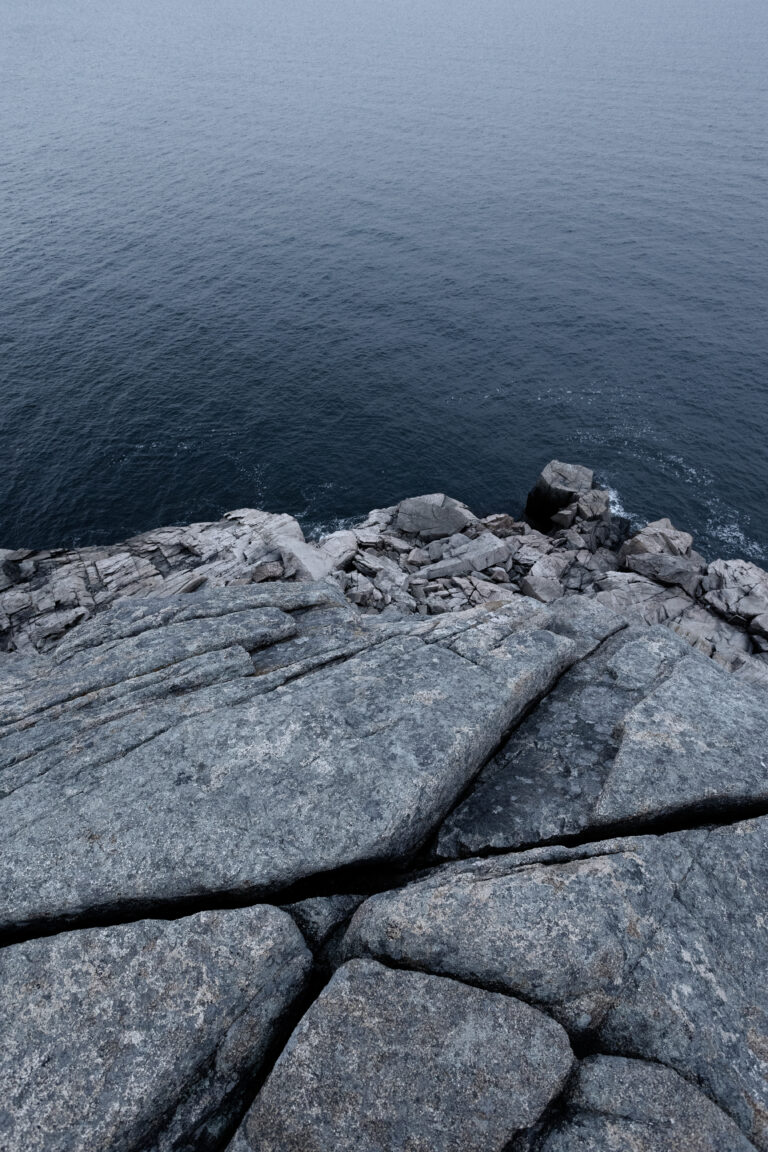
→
(1, 0, 767, 559)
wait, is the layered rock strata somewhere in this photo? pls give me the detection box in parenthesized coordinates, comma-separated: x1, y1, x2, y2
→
(1, 463, 767, 1151)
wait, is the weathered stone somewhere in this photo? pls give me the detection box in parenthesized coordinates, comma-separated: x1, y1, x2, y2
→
(538, 1055, 757, 1152)
(439, 624, 768, 858)
(395, 493, 478, 540)
(317, 527, 359, 569)
(284, 893, 366, 953)
(575, 488, 611, 521)
(525, 461, 594, 527)
(345, 817, 768, 1150)
(482, 512, 526, 538)
(0, 906, 311, 1152)
(619, 517, 694, 561)
(703, 558, 768, 623)
(236, 959, 573, 1152)
(422, 531, 510, 580)
(0, 595, 579, 930)
(624, 550, 706, 597)
(520, 553, 572, 603)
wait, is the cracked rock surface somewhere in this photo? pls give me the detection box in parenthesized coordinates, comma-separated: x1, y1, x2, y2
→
(0, 906, 310, 1152)
(2, 462, 768, 1152)
(234, 958, 573, 1152)
(537, 1055, 757, 1151)
(344, 817, 768, 1148)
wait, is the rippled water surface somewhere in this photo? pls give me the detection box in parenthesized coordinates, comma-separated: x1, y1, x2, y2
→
(1, 0, 767, 556)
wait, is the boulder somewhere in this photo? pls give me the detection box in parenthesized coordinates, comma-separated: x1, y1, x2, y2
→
(525, 461, 594, 527)
(538, 1055, 757, 1152)
(235, 959, 573, 1152)
(623, 550, 706, 597)
(316, 529, 358, 569)
(344, 816, 768, 1150)
(0, 906, 311, 1152)
(520, 553, 573, 603)
(395, 493, 478, 540)
(619, 517, 694, 561)
(703, 558, 768, 623)
(421, 531, 510, 580)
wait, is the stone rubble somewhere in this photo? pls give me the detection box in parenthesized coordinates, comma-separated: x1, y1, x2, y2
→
(1, 460, 767, 1152)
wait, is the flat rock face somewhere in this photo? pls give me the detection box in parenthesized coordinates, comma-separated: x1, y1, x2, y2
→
(344, 817, 768, 1149)
(236, 958, 573, 1152)
(437, 623, 768, 857)
(538, 1055, 757, 1152)
(0, 906, 311, 1152)
(0, 585, 583, 930)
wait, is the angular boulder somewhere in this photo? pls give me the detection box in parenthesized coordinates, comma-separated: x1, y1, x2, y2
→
(525, 461, 594, 528)
(395, 493, 478, 540)
(0, 906, 311, 1152)
(235, 958, 573, 1152)
(619, 517, 694, 561)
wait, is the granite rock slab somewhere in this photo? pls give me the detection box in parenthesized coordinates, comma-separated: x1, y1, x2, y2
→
(0, 592, 582, 930)
(437, 622, 768, 857)
(0, 906, 311, 1152)
(537, 1055, 757, 1152)
(345, 817, 768, 1149)
(235, 958, 573, 1152)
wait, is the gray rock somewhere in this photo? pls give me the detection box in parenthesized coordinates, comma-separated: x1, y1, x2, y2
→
(236, 958, 573, 1152)
(624, 550, 706, 597)
(395, 493, 478, 540)
(525, 461, 594, 527)
(619, 517, 694, 561)
(520, 553, 572, 603)
(437, 625, 691, 856)
(0, 507, 316, 654)
(0, 906, 311, 1152)
(284, 893, 366, 952)
(576, 488, 611, 521)
(440, 623, 768, 858)
(703, 558, 768, 623)
(0, 593, 580, 930)
(422, 531, 510, 579)
(538, 1055, 757, 1152)
(345, 816, 768, 1149)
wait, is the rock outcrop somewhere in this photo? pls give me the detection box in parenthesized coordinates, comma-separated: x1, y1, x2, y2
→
(3, 460, 767, 693)
(1, 461, 767, 1152)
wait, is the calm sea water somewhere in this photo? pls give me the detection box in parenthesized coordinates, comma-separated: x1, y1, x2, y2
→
(1, 0, 767, 558)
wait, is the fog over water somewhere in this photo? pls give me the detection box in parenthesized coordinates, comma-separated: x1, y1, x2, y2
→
(1, 0, 767, 557)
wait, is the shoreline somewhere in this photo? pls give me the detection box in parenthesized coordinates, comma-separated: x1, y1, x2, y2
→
(2, 459, 767, 689)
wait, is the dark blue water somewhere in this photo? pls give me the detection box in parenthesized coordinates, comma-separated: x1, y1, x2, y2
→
(1, 0, 767, 558)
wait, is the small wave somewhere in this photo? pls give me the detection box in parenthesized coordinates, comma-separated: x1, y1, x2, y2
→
(705, 513, 768, 564)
